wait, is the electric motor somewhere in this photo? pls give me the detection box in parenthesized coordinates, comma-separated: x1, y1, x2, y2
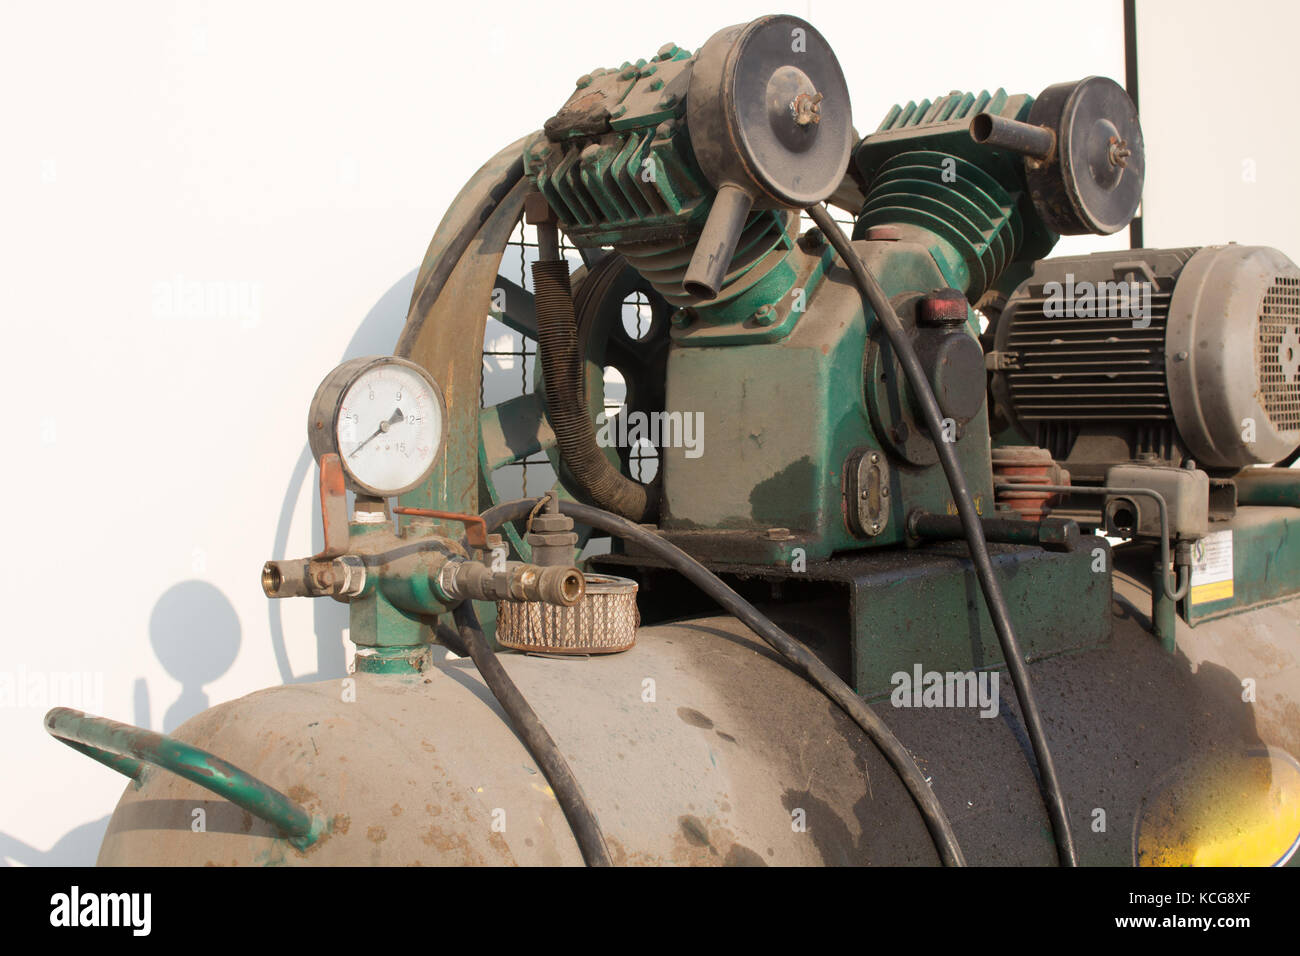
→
(991, 244, 1300, 474)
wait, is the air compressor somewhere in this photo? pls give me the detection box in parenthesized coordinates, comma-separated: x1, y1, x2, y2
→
(46, 13, 1300, 867)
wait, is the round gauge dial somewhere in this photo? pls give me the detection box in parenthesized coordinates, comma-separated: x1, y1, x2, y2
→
(307, 356, 447, 497)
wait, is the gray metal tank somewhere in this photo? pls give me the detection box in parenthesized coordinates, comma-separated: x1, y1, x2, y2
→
(94, 588, 1297, 866)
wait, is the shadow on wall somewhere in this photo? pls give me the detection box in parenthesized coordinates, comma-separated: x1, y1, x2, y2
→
(3, 271, 419, 867)
(2, 580, 242, 866)
(146, 580, 242, 733)
(0, 816, 114, 867)
(267, 268, 418, 684)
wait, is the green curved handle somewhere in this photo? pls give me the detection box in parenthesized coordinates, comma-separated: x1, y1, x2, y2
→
(45, 707, 323, 849)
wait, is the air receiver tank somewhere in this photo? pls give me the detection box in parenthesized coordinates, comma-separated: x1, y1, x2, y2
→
(991, 244, 1300, 472)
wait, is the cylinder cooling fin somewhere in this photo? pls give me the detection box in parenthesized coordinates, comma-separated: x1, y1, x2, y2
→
(992, 245, 1300, 474)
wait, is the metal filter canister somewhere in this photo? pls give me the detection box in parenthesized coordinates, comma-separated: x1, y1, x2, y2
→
(495, 574, 639, 654)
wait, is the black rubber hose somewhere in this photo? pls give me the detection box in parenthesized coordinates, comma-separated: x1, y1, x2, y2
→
(807, 203, 1078, 867)
(446, 602, 613, 867)
(531, 256, 657, 522)
(477, 497, 967, 867)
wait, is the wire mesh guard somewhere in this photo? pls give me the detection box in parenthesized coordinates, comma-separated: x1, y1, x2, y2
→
(480, 213, 854, 503)
(496, 574, 639, 654)
(483, 220, 658, 506)
(1259, 274, 1300, 430)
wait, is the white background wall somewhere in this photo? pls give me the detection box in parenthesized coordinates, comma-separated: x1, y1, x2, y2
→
(1136, 1, 1300, 255)
(1, 0, 1263, 864)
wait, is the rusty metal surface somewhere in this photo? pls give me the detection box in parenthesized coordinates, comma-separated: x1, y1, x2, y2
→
(990, 445, 1067, 521)
(96, 617, 933, 866)
(392, 507, 489, 549)
(310, 453, 350, 559)
(46, 708, 321, 848)
(94, 599, 1288, 865)
(1114, 571, 1300, 760)
(872, 597, 1287, 865)
(395, 140, 532, 520)
(96, 674, 558, 866)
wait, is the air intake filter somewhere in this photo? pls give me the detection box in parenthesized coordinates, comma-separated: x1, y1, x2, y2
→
(496, 574, 639, 655)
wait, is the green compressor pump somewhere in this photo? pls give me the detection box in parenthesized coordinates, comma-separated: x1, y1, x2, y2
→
(46, 14, 1300, 867)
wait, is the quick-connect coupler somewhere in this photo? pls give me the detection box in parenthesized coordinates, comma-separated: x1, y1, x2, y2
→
(436, 558, 585, 608)
(263, 541, 584, 613)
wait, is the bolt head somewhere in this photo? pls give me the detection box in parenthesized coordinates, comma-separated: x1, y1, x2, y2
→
(752, 304, 777, 326)
(791, 90, 823, 127)
(671, 307, 695, 328)
(656, 42, 680, 60)
(576, 74, 593, 89)
(657, 92, 678, 109)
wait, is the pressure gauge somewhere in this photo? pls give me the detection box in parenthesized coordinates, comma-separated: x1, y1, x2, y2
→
(307, 356, 447, 497)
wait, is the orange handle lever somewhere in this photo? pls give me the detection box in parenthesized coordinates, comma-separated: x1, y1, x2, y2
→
(392, 507, 490, 550)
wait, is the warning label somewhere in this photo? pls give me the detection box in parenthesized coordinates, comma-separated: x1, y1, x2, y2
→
(1190, 530, 1234, 605)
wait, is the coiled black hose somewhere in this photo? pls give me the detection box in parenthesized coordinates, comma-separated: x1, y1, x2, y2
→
(478, 497, 967, 867)
(807, 202, 1077, 867)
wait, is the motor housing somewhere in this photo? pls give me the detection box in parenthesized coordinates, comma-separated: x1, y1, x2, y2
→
(991, 244, 1300, 476)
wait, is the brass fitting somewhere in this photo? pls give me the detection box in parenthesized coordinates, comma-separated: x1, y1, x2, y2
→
(437, 559, 585, 607)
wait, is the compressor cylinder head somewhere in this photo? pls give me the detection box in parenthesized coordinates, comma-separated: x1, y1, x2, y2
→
(851, 77, 1143, 302)
(523, 15, 850, 313)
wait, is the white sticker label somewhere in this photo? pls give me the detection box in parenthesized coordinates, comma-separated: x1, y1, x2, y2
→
(1190, 530, 1234, 605)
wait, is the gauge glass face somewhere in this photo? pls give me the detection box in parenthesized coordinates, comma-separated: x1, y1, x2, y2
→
(336, 363, 442, 494)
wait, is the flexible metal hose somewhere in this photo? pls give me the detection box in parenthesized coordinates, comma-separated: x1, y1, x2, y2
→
(531, 257, 656, 522)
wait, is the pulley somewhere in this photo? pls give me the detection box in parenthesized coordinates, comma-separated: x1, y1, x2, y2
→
(683, 14, 854, 297)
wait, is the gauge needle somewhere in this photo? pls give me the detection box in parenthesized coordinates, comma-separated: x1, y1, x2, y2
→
(349, 407, 404, 458)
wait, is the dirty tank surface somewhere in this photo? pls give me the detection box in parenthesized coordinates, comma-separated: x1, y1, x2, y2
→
(97, 616, 929, 866)
(96, 593, 1284, 866)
